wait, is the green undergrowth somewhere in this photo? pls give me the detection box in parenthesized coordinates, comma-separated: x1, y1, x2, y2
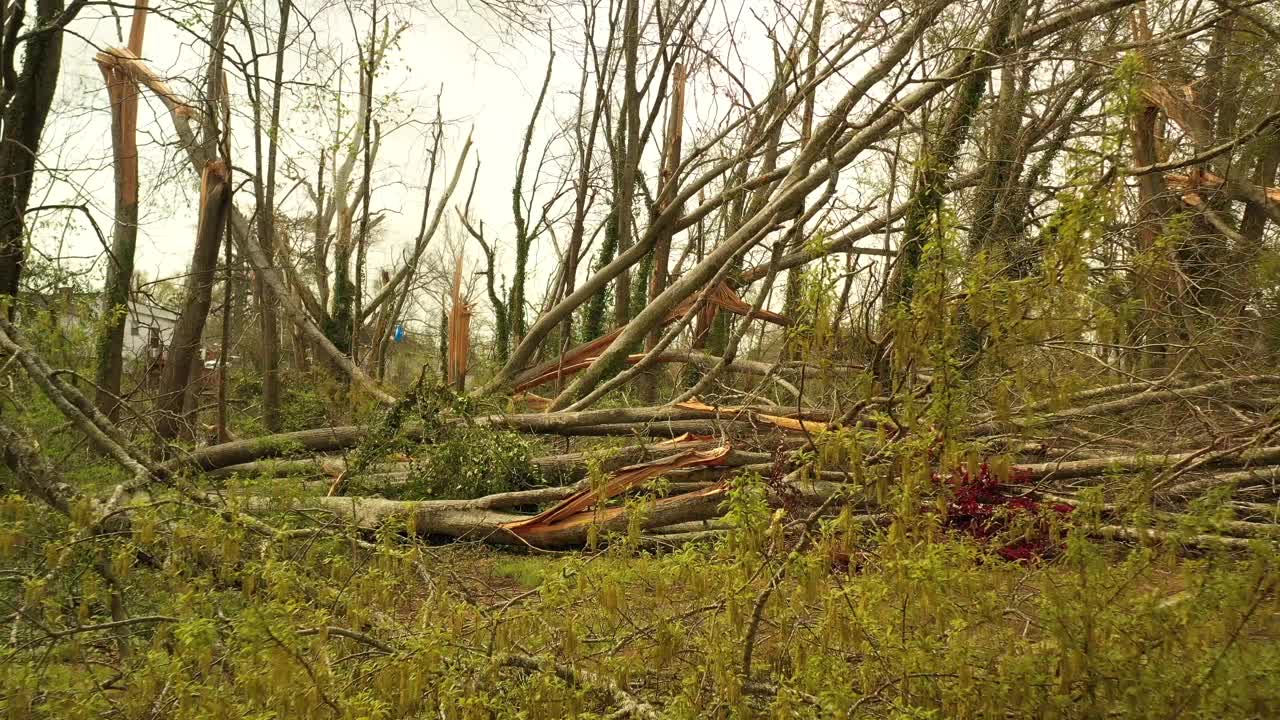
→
(1, 474, 1277, 719)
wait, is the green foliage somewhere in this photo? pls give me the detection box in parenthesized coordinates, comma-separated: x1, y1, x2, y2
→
(402, 426, 544, 500)
(347, 376, 462, 475)
(335, 377, 545, 500)
(323, 294, 354, 355)
(630, 249, 654, 318)
(278, 370, 333, 432)
(3, 432, 1279, 720)
(493, 557, 552, 588)
(582, 190, 622, 342)
(1111, 52, 1146, 119)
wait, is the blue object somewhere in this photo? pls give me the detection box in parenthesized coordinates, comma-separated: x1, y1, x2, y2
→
(393, 325, 405, 343)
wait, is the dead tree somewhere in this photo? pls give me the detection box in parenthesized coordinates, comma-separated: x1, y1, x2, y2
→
(92, 0, 149, 421)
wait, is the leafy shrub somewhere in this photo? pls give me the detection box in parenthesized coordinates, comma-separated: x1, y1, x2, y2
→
(338, 378, 545, 500)
(279, 371, 332, 432)
(402, 426, 544, 500)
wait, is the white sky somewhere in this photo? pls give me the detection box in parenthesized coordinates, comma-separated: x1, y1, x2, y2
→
(29, 0, 902, 333)
(30, 1, 770, 289)
(31, 2, 565, 286)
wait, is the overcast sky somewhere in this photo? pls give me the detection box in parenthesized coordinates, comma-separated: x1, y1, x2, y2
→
(32, 1, 584, 285)
(30, 0, 881, 324)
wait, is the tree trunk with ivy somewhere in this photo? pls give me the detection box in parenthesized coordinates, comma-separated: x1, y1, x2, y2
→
(0, 0, 76, 310)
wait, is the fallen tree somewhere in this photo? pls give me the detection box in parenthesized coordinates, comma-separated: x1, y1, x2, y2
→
(968, 375, 1280, 437)
(7, 283, 1280, 556)
(167, 405, 828, 473)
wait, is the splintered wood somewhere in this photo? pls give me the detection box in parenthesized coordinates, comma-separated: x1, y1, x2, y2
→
(448, 254, 472, 389)
(94, 47, 195, 119)
(502, 444, 732, 544)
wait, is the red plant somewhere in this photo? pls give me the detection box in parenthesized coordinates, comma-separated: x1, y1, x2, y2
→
(937, 462, 1073, 561)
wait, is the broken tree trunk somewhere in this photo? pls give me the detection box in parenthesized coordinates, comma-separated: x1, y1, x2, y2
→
(284, 491, 721, 547)
(166, 404, 827, 473)
(447, 255, 471, 392)
(156, 160, 231, 441)
(92, 0, 149, 421)
(94, 45, 398, 408)
(203, 437, 728, 482)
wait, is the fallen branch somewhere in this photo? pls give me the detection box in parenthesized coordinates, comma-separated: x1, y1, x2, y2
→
(167, 426, 369, 472)
(1032, 491, 1280, 540)
(1090, 524, 1260, 551)
(970, 376, 1280, 436)
(1013, 446, 1280, 482)
(510, 281, 788, 395)
(1159, 466, 1280, 501)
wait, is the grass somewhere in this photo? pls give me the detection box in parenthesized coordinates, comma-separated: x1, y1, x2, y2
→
(491, 556, 554, 589)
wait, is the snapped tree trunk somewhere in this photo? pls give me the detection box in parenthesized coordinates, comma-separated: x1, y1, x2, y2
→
(157, 161, 231, 440)
(1130, 90, 1184, 368)
(93, 1, 149, 421)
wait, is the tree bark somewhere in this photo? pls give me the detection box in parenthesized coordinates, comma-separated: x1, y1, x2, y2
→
(881, 1, 1017, 321)
(92, 2, 148, 420)
(0, 0, 74, 308)
(156, 161, 231, 440)
(641, 63, 687, 401)
(255, 0, 292, 432)
(612, 0, 643, 327)
(510, 42, 555, 349)
(1013, 445, 1280, 482)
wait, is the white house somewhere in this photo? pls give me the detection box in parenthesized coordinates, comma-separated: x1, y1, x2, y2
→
(22, 292, 183, 361)
(121, 299, 180, 357)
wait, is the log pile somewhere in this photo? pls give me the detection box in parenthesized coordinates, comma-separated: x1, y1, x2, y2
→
(3, 307, 1278, 553)
(197, 376, 1280, 551)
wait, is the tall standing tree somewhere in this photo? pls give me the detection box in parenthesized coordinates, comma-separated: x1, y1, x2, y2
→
(0, 0, 86, 312)
(240, 0, 292, 431)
